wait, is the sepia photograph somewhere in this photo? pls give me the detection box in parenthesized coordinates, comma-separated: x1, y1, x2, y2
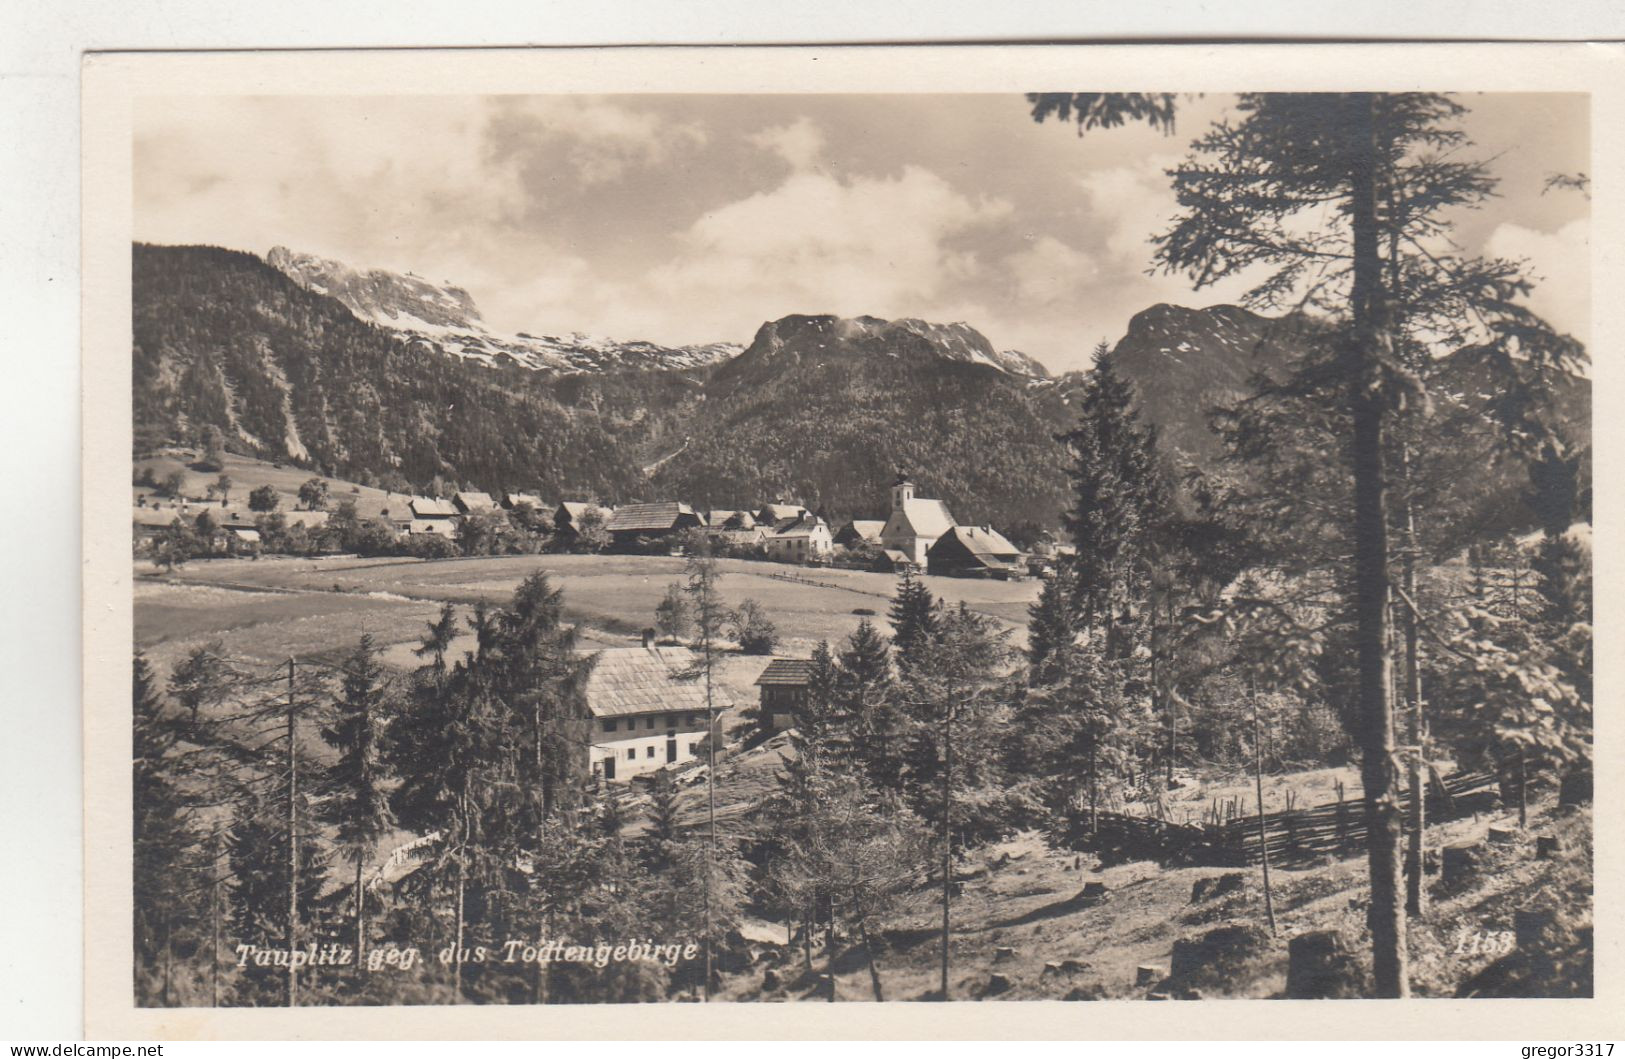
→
(77, 44, 1613, 1036)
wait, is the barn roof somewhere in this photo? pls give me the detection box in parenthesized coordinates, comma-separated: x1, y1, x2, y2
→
(410, 496, 458, 518)
(755, 658, 816, 687)
(504, 492, 543, 509)
(932, 524, 1020, 560)
(758, 503, 805, 523)
(583, 646, 716, 718)
(454, 491, 497, 512)
(606, 501, 697, 533)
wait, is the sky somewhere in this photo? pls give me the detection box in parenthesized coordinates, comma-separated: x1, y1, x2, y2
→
(134, 92, 1590, 374)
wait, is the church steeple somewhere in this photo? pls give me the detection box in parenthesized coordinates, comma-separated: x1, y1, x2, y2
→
(891, 474, 915, 512)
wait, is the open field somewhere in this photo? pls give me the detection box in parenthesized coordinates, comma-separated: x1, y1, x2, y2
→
(136, 550, 1043, 670)
(135, 448, 412, 522)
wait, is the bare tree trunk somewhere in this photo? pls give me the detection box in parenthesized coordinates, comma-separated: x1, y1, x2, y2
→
(802, 902, 814, 977)
(211, 839, 222, 1008)
(939, 698, 953, 1000)
(1402, 473, 1427, 918)
(1347, 91, 1408, 999)
(355, 857, 367, 979)
(1518, 749, 1529, 829)
(857, 913, 885, 1002)
(826, 897, 838, 1002)
(453, 858, 466, 1004)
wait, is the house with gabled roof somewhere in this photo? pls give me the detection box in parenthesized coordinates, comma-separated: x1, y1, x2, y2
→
(833, 519, 886, 549)
(756, 502, 807, 525)
(605, 501, 703, 552)
(765, 513, 833, 564)
(879, 476, 956, 567)
(754, 657, 816, 732)
(584, 644, 723, 782)
(453, 490, 497, 515)
(502, 491, 544, 511)
(408, 496, 458, 537)
(927, 524, 1023, 579)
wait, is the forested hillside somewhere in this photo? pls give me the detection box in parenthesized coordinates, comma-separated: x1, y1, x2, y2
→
(133, 244, 652, 500)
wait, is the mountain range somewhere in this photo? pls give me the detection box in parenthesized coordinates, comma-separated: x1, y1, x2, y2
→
(132, 243, 1588, 534)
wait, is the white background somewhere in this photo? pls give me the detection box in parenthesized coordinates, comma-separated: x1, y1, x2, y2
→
(6, 0, 1625, 1042)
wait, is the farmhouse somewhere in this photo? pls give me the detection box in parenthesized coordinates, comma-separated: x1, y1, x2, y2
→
(502, 491, 544, 511)
(927, 524, 1023, 578)
(754, 658, 815, 732)
(606, 502, 703, 552)
(756, 502, 807, 525)
(879, 476, 956, 567)
(765, 513, 833, 564)
(584, 644, 719, 782)
(833, 519, 885, 549)
(408, 496, 458, 538)
(705, 509, 756, 531)
(453, 490, 498, 515)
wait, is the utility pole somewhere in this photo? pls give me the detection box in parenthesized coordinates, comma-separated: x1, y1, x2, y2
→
(287, 657, 299, 1008)
(940, 687, 954, 1000)
(1253, 688, 1277, 936)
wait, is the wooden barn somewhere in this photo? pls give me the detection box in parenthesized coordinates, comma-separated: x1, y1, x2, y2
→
(605, 501, 703, 552)
(926, 524, 1024, 578)
(754, 657, 816, 732)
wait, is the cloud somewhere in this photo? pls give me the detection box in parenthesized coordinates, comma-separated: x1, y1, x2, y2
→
(1006, 236, 1100, 307)
(1484, 218, 1590, 346)
(485, 96, 708, 188)
(748, 117, 825, 171)
(644, 165, 1012, 332)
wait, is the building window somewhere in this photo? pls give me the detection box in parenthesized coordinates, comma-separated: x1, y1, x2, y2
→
(602, 719, 616, 733)
(689, 742, 699, 755)
(688, 712, 701, 725)
(645, 746, 655, 758)
(645, 716, 655, 730)
(625, 748, 635, 760)
(665, 714, 677, 728)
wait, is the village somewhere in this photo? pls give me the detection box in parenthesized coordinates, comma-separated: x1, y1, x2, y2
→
(134, 452, 1046, 581)
(131, 449, 1052, 793)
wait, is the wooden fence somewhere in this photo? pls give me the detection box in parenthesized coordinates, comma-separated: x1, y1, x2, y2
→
(1078, 768, 1502, 869)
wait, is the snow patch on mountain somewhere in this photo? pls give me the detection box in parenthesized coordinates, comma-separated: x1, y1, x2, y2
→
(266, 246, 742, 375)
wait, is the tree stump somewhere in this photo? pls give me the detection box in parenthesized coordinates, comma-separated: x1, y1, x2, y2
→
(1536, 834, 1564, 860)
(1514, 907, 1559, 949)
(1135, 964, 1165, 987)
(1079, 882, 1109, 905)
(983, 973, 1013, 997)
(762, 968, 781, 991)
(1559, 765, 1593, 807)
(1063, 984, 1105, 1001)
(1442, 844, 1479, 887)
(994, 946, 1016, 963)
(1286, 930, 1368, 999)
(1488, 825, 1521, 845)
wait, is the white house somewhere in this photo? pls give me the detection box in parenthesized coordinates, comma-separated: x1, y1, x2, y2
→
(879, 476, 956, 567)
(765, 513, 833, 564)
(408, 496, 458, 538)
(584, 644, 723, 782)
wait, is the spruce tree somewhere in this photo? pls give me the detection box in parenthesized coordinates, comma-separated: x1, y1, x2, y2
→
(318, 635, 397, 975)
(1033, 90, 1585, 998)
(888, 568, 940, 674)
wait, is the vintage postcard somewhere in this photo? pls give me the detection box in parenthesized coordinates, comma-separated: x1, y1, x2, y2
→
(82, 43, 1621, 1038)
